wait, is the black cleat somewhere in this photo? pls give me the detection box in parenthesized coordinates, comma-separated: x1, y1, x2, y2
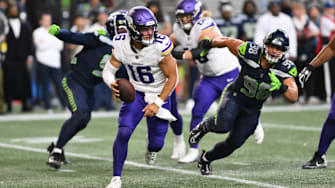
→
(46, 142, 70, 169)
(302, 151, 327, 169)
(46, 151, 63, 169)
(198, 150, 212, 175)
(189, 121, 208, 146)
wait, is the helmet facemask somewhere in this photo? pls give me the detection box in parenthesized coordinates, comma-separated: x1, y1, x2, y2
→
(175, 0, 202, 31)
(176, 12, 193, 31)
(264, 44, 287, 64)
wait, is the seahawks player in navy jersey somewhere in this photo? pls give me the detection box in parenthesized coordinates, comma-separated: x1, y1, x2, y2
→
(189, 29, 298, 175)
(46, 10, 128, 169)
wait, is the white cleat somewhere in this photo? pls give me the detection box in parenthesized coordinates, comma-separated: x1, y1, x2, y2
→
(145, 151, 157, 165)
(253, 122, 264, 144)
(106, 176, 121, 188)
(178, 148, 199, 163)
(171, 134, 186, 160)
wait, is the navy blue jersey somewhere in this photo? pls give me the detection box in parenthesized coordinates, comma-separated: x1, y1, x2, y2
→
(232, 42, 297, 109)
(56, 30, 113, 89)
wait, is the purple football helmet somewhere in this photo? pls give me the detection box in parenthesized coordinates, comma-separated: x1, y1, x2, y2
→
(175, 0, 202, 31)
(126, 6, 157, 45)
(105, 10, 128, 37)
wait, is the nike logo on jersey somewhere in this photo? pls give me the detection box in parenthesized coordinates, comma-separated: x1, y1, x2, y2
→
(227, 78, 234, 82)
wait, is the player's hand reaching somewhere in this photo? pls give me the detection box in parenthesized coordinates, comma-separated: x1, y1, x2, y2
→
(48, 24, 60, 36)
(268, 72, 282, 92)
(143, 103, 159, 117)
(298, 64, 314, 88)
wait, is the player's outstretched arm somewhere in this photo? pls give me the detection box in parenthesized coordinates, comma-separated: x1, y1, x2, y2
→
(211, 36, 244, 57)
(299, 36, 335, 88)
(49, 24, 100, 46)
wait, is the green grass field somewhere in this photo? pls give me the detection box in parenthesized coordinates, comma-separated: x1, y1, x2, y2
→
(0, 105, 335, 188)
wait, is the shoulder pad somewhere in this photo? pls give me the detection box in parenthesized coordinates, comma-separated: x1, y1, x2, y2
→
(272, 60, 297, 78)
(238, 42, 262, 68)
(196, 17, 216, 34)
(238, 42, 261, 59)
(155, 34, 174, 56)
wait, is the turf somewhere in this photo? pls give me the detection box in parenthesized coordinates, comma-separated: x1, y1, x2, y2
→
(0, 107, 334, 188)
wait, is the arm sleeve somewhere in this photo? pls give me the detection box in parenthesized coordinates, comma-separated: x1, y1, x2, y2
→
(56, 29, 99, 47)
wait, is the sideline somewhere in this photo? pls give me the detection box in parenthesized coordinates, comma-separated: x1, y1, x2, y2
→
(0, 104, 330, 122)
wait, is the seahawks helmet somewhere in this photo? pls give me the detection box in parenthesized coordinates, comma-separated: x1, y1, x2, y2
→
(126, 6, 157, 46)
(105, 10, 128, 37)
(175, 0, 202, 31)
(263, 29, 289, 64)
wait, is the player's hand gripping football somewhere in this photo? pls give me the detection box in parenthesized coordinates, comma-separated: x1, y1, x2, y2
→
(48, 24, 60, 36)
(110, 81, 120, 100)
(298, 64, 314, 88)
(268, 72, 282, 92)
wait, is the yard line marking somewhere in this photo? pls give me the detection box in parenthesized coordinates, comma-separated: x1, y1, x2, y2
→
(0, 104, 330, 122)
(263, 123, 321, 132)
(0, 143, 288, 188)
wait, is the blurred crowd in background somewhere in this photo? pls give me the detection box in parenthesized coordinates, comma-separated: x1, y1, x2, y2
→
(0, 0, 334, 114)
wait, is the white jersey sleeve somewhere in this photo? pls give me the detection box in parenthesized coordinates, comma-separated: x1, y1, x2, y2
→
(155, 33, 174, 61)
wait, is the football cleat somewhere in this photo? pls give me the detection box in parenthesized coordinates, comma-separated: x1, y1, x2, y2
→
(253, 122, 264, 144)
(198, 150, 212, 175)
(46, 147, 63, 169)
(189, 121, 208, 146)
(171, 134, 186, 160)
(106, 176, 122, 188)
(302, 151, 327, 169)
(178, 148, 198, 163)
(46, 142, 70, 169)
(145, 151, 157, 165)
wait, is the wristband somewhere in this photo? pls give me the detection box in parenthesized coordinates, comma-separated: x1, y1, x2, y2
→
(154, 97, 164, 107)
(307, 64, 315, 71)
(171, 50, 184, 60)
(279, 84, 288, 94)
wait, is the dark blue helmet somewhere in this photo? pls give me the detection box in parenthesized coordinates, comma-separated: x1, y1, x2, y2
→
(263, 29, 289, 64)
(105, 10, 128, 37)
(175, 0, 202, 31)
(126, 6, 157, 45)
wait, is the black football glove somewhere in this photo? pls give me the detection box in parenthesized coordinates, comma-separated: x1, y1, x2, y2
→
(171, 49, 184, 60)
(298, 64, 314, 88)
(191, 38, 212, 61)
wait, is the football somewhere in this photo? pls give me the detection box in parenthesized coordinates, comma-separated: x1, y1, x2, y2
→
(116, 78, 136, 102)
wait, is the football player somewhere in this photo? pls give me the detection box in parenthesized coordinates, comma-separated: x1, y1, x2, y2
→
(169, 0, 264, 163)
(46, 10, 128, 169)
(189, 29, 298, 175)
(103, 7, 178, 188)
(300, 35, 335, 169)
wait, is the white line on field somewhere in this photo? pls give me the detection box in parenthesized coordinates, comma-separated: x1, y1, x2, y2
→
(0, 143, 287, 188)
(0, 104, 330, 122)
